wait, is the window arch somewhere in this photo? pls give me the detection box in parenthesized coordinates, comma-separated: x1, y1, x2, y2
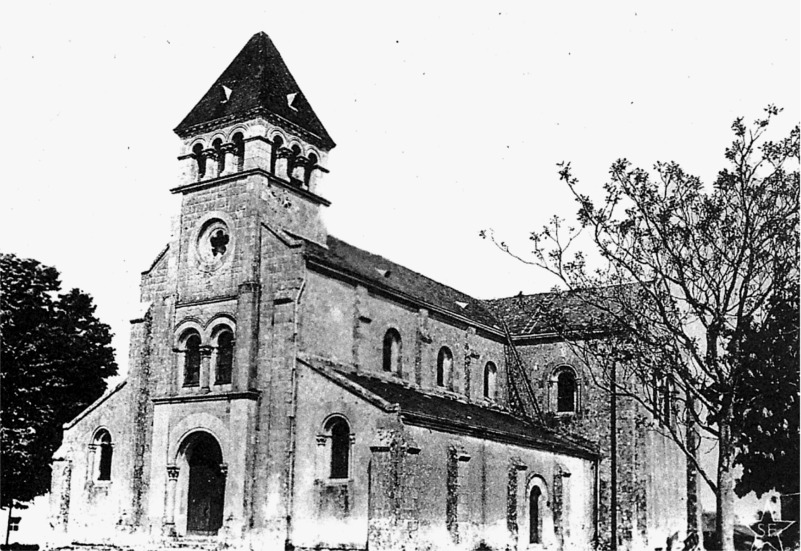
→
(305, 152, 318, 188)
(324, 416, 351, 479)
(182, 330, 202, 387)
(436, 347, 452, 388)
(483, 361, 497, 399)
(94, 429, 113, 481)
(288, 144, 302, 182)
(231, 132, 245, 172)
(212, 137, 225, 175)
(529, 485, 542, 543)
(556, 369, 577, 413)
(192, 143, 206, 180)
(214, 328, 234, 385)
(382, 328, 401, 373)
(270, 135, 284, 175)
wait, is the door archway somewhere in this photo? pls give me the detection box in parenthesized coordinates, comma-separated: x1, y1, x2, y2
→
(182, 431, 226, 535)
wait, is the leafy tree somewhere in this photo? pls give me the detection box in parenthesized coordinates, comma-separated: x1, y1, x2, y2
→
(733, 286, 799, 503)
(1, 254, 117, 509)
(485, 107, 799, 551)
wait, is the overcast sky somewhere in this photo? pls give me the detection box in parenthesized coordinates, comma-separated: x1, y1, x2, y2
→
(1, 2, 798, 380)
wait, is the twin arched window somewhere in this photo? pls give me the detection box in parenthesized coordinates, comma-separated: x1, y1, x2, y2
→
(180, 325, 235, 387)
(324, 416, 351, 479)
(94, 429, 113, 481)
(436, 347, 453, 388)
(382, 329, 401, 373)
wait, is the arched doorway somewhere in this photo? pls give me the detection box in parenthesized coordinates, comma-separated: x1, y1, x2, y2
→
(184, 432, 226, 535)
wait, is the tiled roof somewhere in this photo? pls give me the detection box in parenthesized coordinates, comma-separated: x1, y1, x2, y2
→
(300, 356, 597, 459)
(344, 371, 596, 459)
(485, 289, 622, 336)
(305, 235, 501, 330)
(175, 32, 334, 149)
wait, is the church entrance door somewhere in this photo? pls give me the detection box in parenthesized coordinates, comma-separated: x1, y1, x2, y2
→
(186, 433, 225, 536)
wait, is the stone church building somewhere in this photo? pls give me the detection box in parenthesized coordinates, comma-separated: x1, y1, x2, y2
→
(49, 33, 687, 551)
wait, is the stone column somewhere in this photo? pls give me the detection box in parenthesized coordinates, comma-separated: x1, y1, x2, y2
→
(446, 445, 471, 544)
(86, 443, 97, 483)
(243, 136, 271, 171)
(50, 459, 73, 536)
(274, 147, 291, 180)
(204, 149, 219, 179)
(414, 310, 430, 386)
(200, 345, 213, 392)
(163, 465, 180, 535)
(506, 458, 528, 548)
(234, 281, 260, 391)
(220, 144, 236, 177)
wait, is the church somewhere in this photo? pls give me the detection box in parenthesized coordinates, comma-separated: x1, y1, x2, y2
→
(49, 33, 687, 551)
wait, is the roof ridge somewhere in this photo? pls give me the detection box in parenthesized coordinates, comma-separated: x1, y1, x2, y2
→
(324, 234, 493, 306)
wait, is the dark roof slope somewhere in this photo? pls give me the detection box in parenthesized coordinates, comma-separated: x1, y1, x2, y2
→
(339, 369, 597, 459)
(175, 32, 334, 149)
(486, 286, 633, 336)
(305, 235, 500, 330)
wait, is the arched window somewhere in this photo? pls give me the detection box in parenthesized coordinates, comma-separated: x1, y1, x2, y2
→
(483, 362, 497, 399)
(193, 143, 206, 180)
(382, 329, 401, 373)
(94, 429, 113, 481)
(232, 132, 245, 172)
(215, 329, 234, 385)
(305, 153, 318, 188)
(529, 485, 542, 543)
(557, 369, 577, 413)
(288, 144, 302, 183)
(212, 138, 225, 175)
(325, 417, 350, 479)
(270, 135, 284, 175)
(183, 332, 202, 387)
(436, 347, 452, 388)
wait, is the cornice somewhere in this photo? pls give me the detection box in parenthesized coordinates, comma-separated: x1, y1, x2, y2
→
(170, 168, 331, 207)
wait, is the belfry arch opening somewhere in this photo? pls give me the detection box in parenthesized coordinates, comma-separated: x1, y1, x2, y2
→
(179, 431, 226, 536)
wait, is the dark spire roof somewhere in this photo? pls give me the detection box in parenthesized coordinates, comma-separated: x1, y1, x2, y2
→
(174, 32, 335, 149)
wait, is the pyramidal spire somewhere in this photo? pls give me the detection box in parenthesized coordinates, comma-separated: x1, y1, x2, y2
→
(174, 32, 335, 150)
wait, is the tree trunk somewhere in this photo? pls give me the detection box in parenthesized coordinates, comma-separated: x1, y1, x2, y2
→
(716, 417, 736, 551)
(686, 397, 703, 548)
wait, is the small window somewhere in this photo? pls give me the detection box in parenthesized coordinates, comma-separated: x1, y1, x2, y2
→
(270, 135, 284, 175)
(183, 332, 202, 387)
(529, 486, 542, 543)
(305, 153, 318, 188)
(326, 417, 350, 479)
(382, 329, 401, 373)
(556, 369, 576, 413)
(483, 362, 497, 399)
(215, 329, 234, 384)
(213, 138, 225, 174)
(94, 429, 113, 481)
(436, 347, 452, 388)
(232, 132, 245, 172)
(288, 144, 302, 183)
(193, 143, 206, 180)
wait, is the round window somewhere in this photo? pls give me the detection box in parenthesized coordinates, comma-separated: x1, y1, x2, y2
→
(197, 219, 231, 267)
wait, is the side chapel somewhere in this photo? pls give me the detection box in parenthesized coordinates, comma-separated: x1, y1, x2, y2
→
(50, 33, 687, 551)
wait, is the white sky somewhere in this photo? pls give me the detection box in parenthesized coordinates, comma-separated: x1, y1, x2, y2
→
(1, 1, 798, 381)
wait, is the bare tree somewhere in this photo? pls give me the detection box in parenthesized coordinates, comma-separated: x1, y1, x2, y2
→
(485, 106, 799, 550)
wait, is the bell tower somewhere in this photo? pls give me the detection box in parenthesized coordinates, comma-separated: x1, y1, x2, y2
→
(172, 31, 335, 245)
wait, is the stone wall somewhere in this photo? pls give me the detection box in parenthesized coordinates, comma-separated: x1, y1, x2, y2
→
(514, 339, 687, 549)
(300, 270, 508, 405)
